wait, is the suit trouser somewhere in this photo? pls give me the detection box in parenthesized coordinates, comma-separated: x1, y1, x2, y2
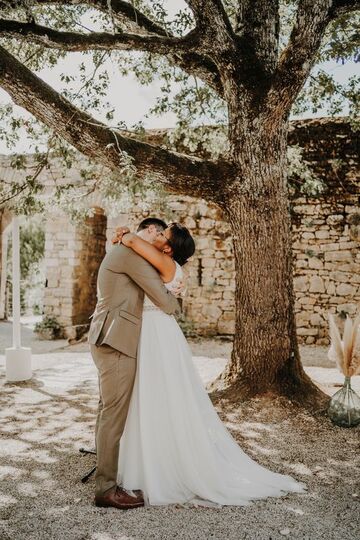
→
(90, 343, 136, 497)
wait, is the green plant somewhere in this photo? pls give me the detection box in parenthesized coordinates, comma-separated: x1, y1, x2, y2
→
(34, 315, 64, 339)
(177, 312, 197, 338)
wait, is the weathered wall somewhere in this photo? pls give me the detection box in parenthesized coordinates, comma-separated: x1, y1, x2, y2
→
(108, 192, 359, 344)
(43, 210, 107, 338)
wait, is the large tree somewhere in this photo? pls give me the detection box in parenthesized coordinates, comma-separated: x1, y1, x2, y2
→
(0, 0, 358, 408)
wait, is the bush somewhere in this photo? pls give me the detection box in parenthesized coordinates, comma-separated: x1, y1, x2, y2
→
(34, 315, 64, 340)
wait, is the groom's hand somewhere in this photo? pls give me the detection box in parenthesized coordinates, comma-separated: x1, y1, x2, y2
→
(112, 226, 130, 244)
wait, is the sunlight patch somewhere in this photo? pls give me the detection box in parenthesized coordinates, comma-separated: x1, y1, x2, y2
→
(0, 465, 23, 480)
(0, 439, 30, 456)
(91, 534, 135, 540)
(247, 441, 278, 456)
(284, 505, 305, 515)
(17, 482, 39, 497)
(287, 463, 313, 476)
(0, 492, 17, 508)
(13, 388, 52, 404)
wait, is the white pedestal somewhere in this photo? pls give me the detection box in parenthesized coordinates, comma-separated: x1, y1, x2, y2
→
(5, 347, 32, 382)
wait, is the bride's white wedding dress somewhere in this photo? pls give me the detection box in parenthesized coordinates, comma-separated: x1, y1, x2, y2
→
(118, 262, 306, 506)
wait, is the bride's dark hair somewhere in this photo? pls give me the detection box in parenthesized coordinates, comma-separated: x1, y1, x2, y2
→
(168, 223, 195, 266)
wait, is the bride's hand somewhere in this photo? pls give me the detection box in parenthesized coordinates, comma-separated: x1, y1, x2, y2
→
(171, 279, 187, 298)
(112, 226, 130, 244)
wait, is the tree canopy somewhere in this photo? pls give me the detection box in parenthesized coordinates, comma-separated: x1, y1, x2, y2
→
(0, 1, 358, 216)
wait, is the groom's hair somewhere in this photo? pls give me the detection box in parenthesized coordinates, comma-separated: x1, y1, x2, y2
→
(136, 217, 167, 232)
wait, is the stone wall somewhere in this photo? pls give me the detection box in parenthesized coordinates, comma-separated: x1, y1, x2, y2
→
(43, 209, 107, 338)
(106, 192, 359, 345)
(292, 196, 360, 344)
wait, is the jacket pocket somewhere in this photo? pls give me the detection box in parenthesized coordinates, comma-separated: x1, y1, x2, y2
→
(118, 310, 140, 325)
(88, 310, 109, 345)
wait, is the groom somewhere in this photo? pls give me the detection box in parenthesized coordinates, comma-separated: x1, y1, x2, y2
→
(88, 217, 180, 510)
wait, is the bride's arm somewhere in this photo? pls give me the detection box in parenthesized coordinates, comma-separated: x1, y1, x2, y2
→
(121, 232, 175, 283)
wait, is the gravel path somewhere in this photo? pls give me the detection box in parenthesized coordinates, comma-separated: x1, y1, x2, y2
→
(0, 329, 359, 540)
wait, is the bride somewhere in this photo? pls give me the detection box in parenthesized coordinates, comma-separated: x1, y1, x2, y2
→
(114, 221, 306, 506)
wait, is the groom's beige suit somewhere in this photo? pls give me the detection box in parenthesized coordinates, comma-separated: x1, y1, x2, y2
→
(89, 243, 180, 496)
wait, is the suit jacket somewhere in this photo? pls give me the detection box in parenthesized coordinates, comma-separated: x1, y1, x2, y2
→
(88, 244, 180, 358)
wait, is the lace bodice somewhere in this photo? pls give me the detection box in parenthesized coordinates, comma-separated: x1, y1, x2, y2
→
(143, 261, 183, 310)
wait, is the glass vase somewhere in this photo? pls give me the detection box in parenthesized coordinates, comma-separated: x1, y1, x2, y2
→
(328, 376, 360, 428)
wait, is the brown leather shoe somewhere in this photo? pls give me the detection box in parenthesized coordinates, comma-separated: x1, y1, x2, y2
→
(95, 486, 144, 510)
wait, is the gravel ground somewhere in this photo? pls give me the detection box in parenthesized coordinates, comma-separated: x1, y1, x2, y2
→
(0, 330, 359, 540)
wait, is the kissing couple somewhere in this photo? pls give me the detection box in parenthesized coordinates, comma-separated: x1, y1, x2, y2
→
(89, 217, 306, 509)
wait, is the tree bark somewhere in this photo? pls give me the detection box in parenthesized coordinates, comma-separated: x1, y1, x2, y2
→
(211, 119, 328, 409)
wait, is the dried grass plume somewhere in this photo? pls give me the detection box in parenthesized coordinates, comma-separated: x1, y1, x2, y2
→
(328, 313, 360, 377)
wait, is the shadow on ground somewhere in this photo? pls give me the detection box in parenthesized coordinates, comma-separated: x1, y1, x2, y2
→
(0, 351, 359, 540)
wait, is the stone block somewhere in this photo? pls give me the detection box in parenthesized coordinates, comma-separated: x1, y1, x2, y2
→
(326, 282, 336, 295)
(45, 240, 54, 250)
(199, 218, 215, 229)
(308, 258, 323, 269)
(336, 283, 356, 296)
(218, 319, 235, 334)
(45, 298, 60, 307)
(339, 241, 359, 250)
(315, 230, 330, 239)
(316, 338, 330, 345)
(337, 303, 357, 315)
(201, 249, 216, 257)
(294, 276, 308, 292)
(297, 328, 318, 336)
(324, 251, 352, 262)
(309, 276, 325, 293)
(46, 259, 59, 267)
(202, 305, 222, 319)
(327, 215, 344, 226)
(320, 243, 339, 252)
(293, 205, 315, 215)
(57, 232, 75, 240)
(184, 216, 196, 229)
(330, 271, 351, 282)
(196, 238, 211, 250)
(296, 312, 310, 325)
(297, 296, 316, 305)
(310, 313, 324, 326)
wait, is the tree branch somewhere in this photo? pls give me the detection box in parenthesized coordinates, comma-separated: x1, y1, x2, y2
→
(263, 0, 359, 124)
(234, 0, 279, 74)
(0, 5, 224, 97)
(0, 1, 168, 34)
(0, 18, 193, 54)
(186, 0, 233, 33)
(0, 44, 232, 202)
(184, 0, 235, 59)
(329, 0, 360, 18)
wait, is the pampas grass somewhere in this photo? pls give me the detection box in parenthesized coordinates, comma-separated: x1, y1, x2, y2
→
(328, 313, 360, 377)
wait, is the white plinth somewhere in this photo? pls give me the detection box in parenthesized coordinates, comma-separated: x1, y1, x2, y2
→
(5, 347, 32, 382)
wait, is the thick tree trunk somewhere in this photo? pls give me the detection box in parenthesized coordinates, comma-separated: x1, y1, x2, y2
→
(211, 120, 328, 410)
